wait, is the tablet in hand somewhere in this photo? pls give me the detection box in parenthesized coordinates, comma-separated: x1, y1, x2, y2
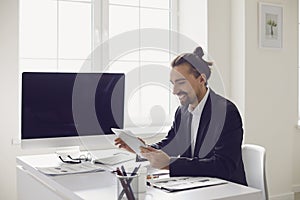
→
(111, 128, 146, 155)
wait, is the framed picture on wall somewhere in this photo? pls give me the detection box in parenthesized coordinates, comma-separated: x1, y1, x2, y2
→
(259, 2, 283, 48)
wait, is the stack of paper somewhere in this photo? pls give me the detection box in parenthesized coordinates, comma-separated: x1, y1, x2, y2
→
(37, 162, 104, 176)
(148, 177, 227, 192)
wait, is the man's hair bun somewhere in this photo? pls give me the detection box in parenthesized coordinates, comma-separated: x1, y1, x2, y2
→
(193, 46, 204, 58)
(193, 46, 213, 67)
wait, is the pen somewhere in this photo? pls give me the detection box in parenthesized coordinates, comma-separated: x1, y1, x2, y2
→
(120, 165, 135, 200)
(152, 172, 169, 176)
(147, 172, 169, 179)
(196, 179, 209, 183)
(116, 168, 135, 200)
(121, 165, 127, 176)
(131, 164, 141, 176)
(118, 164, 141, 199)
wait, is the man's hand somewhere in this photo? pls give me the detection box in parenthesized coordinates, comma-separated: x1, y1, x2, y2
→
(140, 146, 170, 170)
(114, 137, 145, 154)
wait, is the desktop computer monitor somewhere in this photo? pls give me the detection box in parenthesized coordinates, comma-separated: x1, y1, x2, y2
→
(21, 72, 125, 149)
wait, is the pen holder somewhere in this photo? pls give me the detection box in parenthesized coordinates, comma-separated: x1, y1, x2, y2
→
(116, 173, 139, 200)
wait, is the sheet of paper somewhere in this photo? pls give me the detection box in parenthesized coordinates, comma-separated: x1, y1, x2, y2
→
(148, 177, 227, 192)
(37, 162, 104, 176)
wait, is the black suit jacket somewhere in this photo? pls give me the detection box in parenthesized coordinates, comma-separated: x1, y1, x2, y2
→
(152, 90, 247, 185)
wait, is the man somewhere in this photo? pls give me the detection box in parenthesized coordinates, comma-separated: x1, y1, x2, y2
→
(115, 47, 247, 185)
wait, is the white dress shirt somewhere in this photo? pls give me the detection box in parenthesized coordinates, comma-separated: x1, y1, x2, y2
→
(188, 87, 210, 157)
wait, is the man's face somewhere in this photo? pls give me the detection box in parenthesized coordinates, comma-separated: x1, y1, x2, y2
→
(170, 63, 204, 107)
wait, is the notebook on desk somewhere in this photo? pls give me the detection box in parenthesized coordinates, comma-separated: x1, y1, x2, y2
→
(147, 177, 227, 192)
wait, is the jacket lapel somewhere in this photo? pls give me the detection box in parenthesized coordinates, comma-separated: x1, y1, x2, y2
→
(178, 108, 192, 157)
(182, 112, 192, 157)
(195, 90, 227, 158)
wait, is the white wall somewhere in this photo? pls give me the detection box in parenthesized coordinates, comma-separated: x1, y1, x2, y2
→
(230, 0, 245, 115)
(230, 0, 299, 199)
(209, 0, 299, 198)
(0, 0, 19, 199)
(245, 0, 296, 196)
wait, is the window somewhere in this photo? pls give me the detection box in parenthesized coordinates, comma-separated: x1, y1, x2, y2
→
(106, 0, 177, 127)
(19, 0, 93, 72)
(19, 1, 210, 130)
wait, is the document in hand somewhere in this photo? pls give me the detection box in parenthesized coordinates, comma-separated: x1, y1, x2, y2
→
(111, 128, 146, 155)
(148, 177, 227, 192)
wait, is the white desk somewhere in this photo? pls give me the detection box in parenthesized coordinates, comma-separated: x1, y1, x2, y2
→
(16, 149, 263, 200)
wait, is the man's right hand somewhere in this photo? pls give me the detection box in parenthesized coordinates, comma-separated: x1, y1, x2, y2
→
(114, 137, 146, 154)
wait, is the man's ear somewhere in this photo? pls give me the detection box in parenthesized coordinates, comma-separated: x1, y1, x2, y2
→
(199, 74, 207, 84)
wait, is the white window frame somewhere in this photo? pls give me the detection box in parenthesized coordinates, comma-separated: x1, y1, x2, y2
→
(95, 0, 178, 71)
(19, 0, 96, 72)
(18, 1, 213, 131)
(99, 0, 179, 128)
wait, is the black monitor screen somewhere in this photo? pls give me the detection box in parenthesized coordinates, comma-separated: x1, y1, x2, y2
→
(22, 72, 125, 139)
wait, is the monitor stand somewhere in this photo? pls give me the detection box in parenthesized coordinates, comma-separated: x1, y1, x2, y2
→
(55, 146, 81, 158)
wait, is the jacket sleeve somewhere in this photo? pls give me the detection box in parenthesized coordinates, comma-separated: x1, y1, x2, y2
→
(169, 103, 244, 181)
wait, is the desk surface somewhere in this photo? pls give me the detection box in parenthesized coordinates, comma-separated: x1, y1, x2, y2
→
(16, 149, 262, 200)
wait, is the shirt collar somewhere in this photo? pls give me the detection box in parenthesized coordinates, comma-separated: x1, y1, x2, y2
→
(188, 87, 210, 116)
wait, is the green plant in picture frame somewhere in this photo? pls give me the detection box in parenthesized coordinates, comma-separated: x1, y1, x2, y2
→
(266, 19, 277, 37)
